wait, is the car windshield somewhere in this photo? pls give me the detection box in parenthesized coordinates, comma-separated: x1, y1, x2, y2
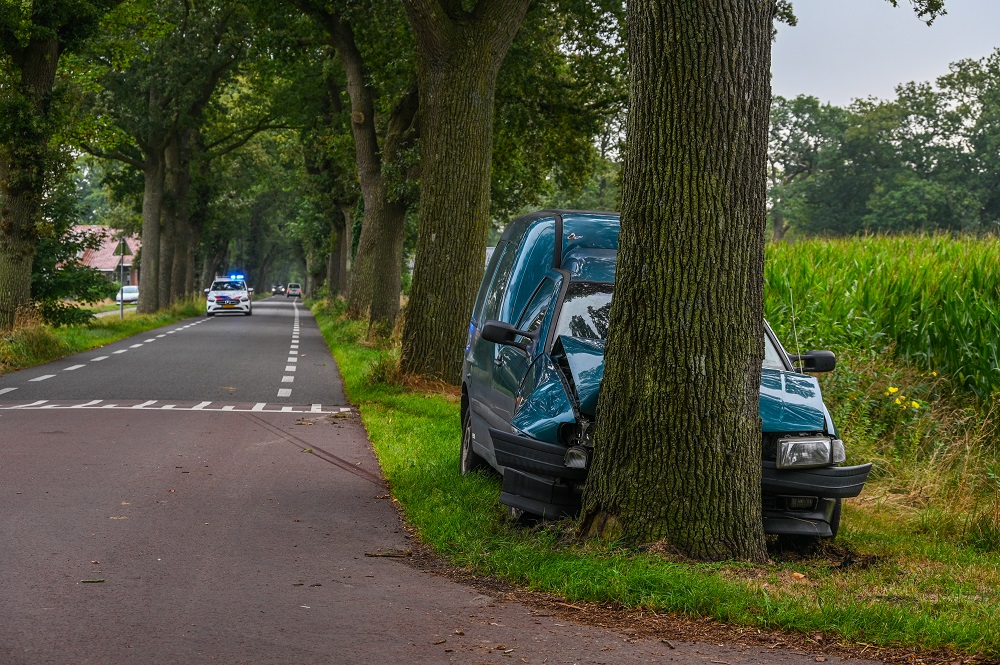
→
(555, 282, 791, 370)
(554, 282, 613, 340)
(122, 286, 137, 293)
(211, 281, 244, 291)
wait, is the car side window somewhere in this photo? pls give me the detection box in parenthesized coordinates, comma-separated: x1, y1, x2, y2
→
(516, 278, 556, 335)
(472, 242, 506, 324)
(482, 243, 518, 322)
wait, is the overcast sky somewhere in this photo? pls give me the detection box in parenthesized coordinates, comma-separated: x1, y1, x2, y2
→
(771, 0, 1000, 107)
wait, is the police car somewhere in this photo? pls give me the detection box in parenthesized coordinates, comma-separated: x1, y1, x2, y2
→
(205, 275, 253, 316)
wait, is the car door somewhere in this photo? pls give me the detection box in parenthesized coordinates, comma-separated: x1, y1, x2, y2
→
(491, 276, 560, 426)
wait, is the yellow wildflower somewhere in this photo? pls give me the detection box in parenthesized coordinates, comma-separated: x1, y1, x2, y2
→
(931, 371, 938, 377)
(911, 400, 920, 409)
(894, 397, 902, 405)
(886, 386, 900, 395)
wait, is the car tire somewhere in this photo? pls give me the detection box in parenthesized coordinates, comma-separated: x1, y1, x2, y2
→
(206, 312, 214, 317)
(459, 406, 489, 475)
(245, 309, 252, 316)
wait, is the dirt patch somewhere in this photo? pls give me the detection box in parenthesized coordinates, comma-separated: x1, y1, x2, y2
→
(402, 540, 995, 665)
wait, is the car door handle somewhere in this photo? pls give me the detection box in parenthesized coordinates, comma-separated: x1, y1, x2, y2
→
(494, 354, 504, 367)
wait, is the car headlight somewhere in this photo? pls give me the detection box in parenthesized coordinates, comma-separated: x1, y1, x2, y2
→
(207, 297, 216, 302)
(776, 435, 834, 469)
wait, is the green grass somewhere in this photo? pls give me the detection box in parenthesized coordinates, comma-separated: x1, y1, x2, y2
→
(310, 297, 1000, 658)
(0, 299, 203, 375)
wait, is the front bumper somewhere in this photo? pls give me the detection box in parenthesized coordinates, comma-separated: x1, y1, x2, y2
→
(489, 427, 872, 535)
(207, 301, 250, 314)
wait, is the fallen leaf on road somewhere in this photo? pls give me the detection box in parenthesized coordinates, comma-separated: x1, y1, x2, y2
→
(110, 516, 127, 520)
(81, 579, 105, 583)
(295, 419, 314, 426)
(792, 572, 807, 580)
(302, 448, 313, 453)
(433, 640, 446, 645)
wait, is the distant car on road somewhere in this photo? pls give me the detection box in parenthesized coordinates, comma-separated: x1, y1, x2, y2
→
(205, 278, 252, 316)
(286, 283, 302, 298)
(115, 285, 139, 305)
(272, 285, 286, 295)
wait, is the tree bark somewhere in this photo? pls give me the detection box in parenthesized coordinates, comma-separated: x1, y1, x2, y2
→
(579, 0, 772, 562)
(0, 37, 60, 329)
(399, 0, 530, 383)
(167, 129, 193, 301)
(136, 87, 168, 315)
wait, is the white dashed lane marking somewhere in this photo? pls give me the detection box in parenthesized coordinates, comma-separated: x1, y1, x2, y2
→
(285, 366, 296, 372)
(0, 387, 17, 395)
(281, 376, 294, 383)
(113, 350, 127, 354)
(29, 375, 55, 382)
(91, 356, 108, 362)
(277, 389, 292, 397)
(63, 365, 85, 371)
(0, 399, 350, 413)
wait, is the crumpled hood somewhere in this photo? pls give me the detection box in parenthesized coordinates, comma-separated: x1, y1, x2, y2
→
(758, 368, 829, 433)
(557, 336, 605, 416)
(557, 337, 830, 433)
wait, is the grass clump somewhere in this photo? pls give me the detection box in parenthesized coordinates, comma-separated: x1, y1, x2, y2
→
(311, 296, 1000, 658)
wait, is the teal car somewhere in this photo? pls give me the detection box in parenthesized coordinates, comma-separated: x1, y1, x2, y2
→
(461, 210, 871, 539)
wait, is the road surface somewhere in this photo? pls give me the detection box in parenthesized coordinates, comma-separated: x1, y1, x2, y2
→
(0, 297, 880, 664)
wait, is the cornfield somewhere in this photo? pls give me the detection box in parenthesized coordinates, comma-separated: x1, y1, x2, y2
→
(764, 235, 1000, 398)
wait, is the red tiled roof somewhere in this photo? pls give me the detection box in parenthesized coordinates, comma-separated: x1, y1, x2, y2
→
(74, 225, 140, 272)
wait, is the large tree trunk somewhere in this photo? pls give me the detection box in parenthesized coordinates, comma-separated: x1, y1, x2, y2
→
(136, 88, 167, 315)
(312, 8, 416, 333)
(167, 129, 193, 301)
(0, 38, 60, 329)
(327, 203, 353, 297)
(399, 0, 530, 383)
(348, 198, 405, 332)
(580, 1, 772, 562)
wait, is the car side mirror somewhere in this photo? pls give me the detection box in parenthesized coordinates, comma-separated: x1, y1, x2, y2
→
(248, 288, 254, 293)
(790, 350, 836, 373)
(203, 288, 210, 293)
(481, 320, 535, 351)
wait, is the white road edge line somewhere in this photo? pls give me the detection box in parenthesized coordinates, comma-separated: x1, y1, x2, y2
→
(192, 401, 211, 410)
(132, 400, 157, 409)
(252, 403, 266, 411)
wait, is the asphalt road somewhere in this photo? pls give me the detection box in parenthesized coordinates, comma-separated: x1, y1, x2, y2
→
(0, 297, 881, 664)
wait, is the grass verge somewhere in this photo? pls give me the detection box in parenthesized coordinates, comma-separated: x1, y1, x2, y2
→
(0, 299, 203, 376)
(311, 297, 999, 660)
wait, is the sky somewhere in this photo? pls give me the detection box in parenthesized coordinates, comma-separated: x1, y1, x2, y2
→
(771, 0, 1000, 107)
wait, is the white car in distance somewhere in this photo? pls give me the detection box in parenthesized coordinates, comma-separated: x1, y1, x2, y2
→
(205, 278, 253, 316)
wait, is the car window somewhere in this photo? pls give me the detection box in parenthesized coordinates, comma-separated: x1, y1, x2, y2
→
(516, 278, 556, 334)
(554, 282, 613, 340)
(211, 281, 245, 291)
(472, 242, 506, 324)
(763, 333, 786, 370)
(482, 243, 518, 322)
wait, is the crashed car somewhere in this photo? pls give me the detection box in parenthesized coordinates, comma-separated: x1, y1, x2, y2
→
(460, 210, 871, 539)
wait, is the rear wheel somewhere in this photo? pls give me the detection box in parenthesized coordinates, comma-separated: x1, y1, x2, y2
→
(459, 406, 489, 475)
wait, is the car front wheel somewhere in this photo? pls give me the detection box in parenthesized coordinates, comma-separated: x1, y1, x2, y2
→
(460, 406, 489, 475)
